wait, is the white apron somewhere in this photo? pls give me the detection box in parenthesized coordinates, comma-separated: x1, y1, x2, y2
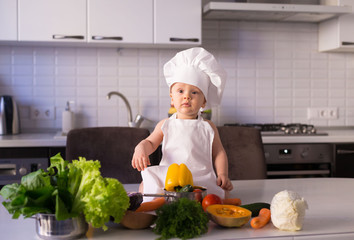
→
(141, 113, 225, 199)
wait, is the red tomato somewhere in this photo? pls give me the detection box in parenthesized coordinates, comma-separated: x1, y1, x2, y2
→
(193, 189, 203, 203)
(202, 194, 222, 211)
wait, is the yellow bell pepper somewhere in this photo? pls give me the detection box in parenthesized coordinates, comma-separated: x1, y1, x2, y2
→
(165, 163, 193, 192)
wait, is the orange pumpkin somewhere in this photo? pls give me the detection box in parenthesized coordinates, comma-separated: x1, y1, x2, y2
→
(206, 204, 252, 227)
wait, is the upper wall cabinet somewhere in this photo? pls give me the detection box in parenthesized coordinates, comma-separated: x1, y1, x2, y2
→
(154, 0, 201, 46)
(318, 0, 354, 52)
(0, 0, 17, 41)
(11, 0, 201, 47)
(319, 14, 354, 52)
(18, 0, 87, 42)
(88, 0, 153, 44)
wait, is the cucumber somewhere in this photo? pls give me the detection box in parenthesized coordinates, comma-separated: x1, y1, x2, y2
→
(240, 202, 270, 217)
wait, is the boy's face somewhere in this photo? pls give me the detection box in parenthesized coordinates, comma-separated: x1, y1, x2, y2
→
(170, 82, 206, 119)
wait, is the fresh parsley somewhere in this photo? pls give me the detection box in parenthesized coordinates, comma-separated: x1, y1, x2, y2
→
(153, 197, 209, 240)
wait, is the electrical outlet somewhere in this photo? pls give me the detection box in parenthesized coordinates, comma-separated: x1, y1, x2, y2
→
(30, 106, 55, 120)
(328, 108, 338, 119)
(307, 107, 338, 120)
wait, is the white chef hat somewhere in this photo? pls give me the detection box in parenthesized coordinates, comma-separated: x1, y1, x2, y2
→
(164, 47, 227, 108)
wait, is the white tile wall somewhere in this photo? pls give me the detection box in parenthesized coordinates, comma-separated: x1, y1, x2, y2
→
(1, 20, 354, 131)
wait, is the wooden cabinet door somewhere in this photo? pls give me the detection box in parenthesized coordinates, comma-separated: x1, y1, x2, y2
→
(154, 0, 201, 45)
(88, 0, 153, 44)
(0, 0, 17, 40)
(18, 0, 86, 42)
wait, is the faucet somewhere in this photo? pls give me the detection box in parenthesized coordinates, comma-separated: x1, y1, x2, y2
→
(107, 91, 144, 128)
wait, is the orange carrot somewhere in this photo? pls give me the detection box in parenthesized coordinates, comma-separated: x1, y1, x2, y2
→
(222, 198, 242, 206)
(135, 197, 166, 212)
(250, 208, 271, 229)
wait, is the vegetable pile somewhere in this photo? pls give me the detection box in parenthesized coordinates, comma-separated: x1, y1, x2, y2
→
(0, 153, 129, 231)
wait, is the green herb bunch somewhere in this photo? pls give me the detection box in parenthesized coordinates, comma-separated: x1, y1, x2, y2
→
(153, 197, 209, 240)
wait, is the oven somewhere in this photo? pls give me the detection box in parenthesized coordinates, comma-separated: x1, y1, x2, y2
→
(0, 158, 48, 185)
(264, 143, 333, 178)
(0, 147, 51, 187)
(225, 123, 334, 178)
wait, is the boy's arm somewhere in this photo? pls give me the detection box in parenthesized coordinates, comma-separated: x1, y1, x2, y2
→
(208, 120, 234, 191)
(132, 119, 165, 171)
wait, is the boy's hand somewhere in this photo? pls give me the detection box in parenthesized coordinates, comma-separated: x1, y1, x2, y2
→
(132, 147, 151, 171)
(217, 174, 233, 191)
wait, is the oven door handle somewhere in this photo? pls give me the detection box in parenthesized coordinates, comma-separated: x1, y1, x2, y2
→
(337, 149, 354, 154)
(267, 170, 330, 176)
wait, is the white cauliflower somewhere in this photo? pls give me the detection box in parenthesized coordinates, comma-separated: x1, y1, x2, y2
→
(270, 190, 308, 231)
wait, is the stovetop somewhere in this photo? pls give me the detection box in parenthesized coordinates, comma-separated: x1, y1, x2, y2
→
(224, 123, 329, 136)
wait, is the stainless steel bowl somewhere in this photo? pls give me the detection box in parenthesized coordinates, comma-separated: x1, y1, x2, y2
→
(34, 214, 88, 240)
(164, 186, 207, 202)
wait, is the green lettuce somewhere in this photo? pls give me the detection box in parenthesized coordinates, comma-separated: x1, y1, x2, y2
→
(83, 177, 129, 230)
(68, 156, 129, 230)
(69, 157, 102, 215)
(0, 153, 129, 231)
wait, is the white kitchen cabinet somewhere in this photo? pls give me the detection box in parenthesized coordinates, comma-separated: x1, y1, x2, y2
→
(0, 0, 17, 41)
(154, 0, 201, 46)
(89, 0, 200, 47)
(319, 14, 354, 52)
(14, 0, 202, 47)
(88, 0, 153, 44)
(319, 0, 354, 52)
(18, 0, 86, 42)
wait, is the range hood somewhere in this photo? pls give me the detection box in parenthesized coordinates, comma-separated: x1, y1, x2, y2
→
(203, 2, 352, 22)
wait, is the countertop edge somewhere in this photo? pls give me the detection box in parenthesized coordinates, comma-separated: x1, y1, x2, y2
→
(1, 128, 354, 147)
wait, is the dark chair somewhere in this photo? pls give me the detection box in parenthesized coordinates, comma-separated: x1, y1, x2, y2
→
(66, 127, 154, 184)
(217, 126, 267, 180)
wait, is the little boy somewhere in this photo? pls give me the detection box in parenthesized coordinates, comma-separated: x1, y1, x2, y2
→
(132, 47, 233, 198)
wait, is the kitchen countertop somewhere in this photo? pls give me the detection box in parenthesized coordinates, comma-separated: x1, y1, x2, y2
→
(1, 178, 354, 239)
(261, 127, 354, 144)
(1, 127, 354, 147)
(0, 131, 66, 147)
